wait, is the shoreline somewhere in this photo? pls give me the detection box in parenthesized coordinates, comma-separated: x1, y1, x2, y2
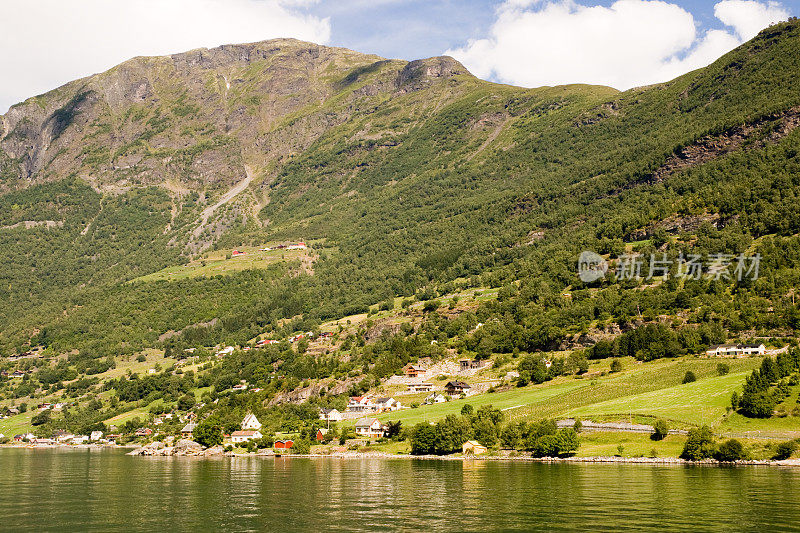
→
(6, 443, 799, 467)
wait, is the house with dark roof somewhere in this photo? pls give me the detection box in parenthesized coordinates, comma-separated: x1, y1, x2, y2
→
(445, 381, 472, 396)
(374, 397, 401, 412)
(459, 359, 486, 372)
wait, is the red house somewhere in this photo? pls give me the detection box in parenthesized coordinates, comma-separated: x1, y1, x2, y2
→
(274, 440, 294, 449)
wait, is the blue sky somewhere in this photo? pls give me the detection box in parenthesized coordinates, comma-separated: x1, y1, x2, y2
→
(308, 0, 783, 61)
(0, 0, 798, 112)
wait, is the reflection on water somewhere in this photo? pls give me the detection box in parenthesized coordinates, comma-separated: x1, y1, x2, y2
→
(1, 448, 799, 531)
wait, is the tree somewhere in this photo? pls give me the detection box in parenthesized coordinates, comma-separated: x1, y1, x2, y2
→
(715, 439, 747, 462)
(473, 418, 498, 447)
(651, 419, 668, 441)
(410, 423, 436, 455)
(680, 426, 716, 460)
(717, 362, 730, 376)
(500, 423, 521, 449)
(461, 404, 474, 416)
(739, 390, 776, 418)
(193, 419, 223, 448)
(532, 429, 579, 457)
(682, 371, 696, 384)
(433, 415, 470, 454)
(177, 394, 195, 411)
(31, 409, 51, 426)
(610, 359, 623, 373)
(385, 420, 403, 439)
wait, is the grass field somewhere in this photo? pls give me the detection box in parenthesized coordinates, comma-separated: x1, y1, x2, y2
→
(0, 410, 35, 437)
(104, 398, 167, 426)
(566, 371, 749, 426)
(133, 246, 305, 282)
(375, 380, 590, 426)
(575, 432, 686, 458)
(367, 357, 763, 433)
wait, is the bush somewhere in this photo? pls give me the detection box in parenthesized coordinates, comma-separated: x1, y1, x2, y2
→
(717, 363, 730, 376)
(293, 439, 311, 455)
(610, 359, 623, 372)
(193, 419, 223, 448)
(773, 440, 798, 460)
(651, 419, 668, 441)
(715, 439, 747, 462)
(531, 429, 579, 457)
(680, 426, 716, 460)
(682, 371, 697, 384)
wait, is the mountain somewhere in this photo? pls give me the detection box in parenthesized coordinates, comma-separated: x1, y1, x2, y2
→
(1, 20, 800, 368)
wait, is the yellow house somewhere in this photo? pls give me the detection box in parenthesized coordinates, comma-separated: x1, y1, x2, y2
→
(462, 440, 487, 456)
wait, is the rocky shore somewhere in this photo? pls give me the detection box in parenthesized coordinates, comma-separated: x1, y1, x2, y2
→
(123, 443, 800, 467)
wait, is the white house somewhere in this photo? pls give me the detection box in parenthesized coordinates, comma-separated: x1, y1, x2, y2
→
(705, 344, 766, 357)
(425, 393, 448, 404)
(216, 346, 235, 357)
(232, 383, 248, 392)
(407, 383, 434, 393)
(242, 414, 262, 430)
(374, 397, 401, 412)
(231, 430, 262, 444)
(319, 408, 343, 422)
(741, 344, 766, 355)
(354, 418, 386, 439)
(90, 431, 103, 441)
(346, 396, 378, 413)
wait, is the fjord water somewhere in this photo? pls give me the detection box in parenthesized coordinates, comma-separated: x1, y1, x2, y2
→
(2, 449, 800, 532)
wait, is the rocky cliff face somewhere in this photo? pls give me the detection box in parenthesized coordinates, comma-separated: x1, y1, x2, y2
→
(0, 40, 472, 194)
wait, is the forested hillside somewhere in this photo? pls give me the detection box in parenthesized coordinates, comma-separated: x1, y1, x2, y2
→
(2, 20, 800, 419)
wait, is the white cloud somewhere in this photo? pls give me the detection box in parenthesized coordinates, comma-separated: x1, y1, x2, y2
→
(0, 0, 331, 112)
(446, 0, 790, 91)
(715, 0, 789, 40)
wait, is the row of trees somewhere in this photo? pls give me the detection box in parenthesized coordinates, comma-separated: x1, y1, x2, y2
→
(409, 406, 579, 457)
(734, 350, 800, 417)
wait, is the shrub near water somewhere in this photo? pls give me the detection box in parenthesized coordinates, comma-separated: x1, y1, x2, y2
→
(680, 426, 716, 460)
(715, 439, 747, 462)
(773, 441, 798, 460)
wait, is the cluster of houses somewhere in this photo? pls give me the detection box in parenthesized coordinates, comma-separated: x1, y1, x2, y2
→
(13, 430, 106, 445)
(345, 395, 402, 414)
(0, 370, 27, 379)
(705, 343, 766, 357)
(178, 413, 297, 449)
(260, 242, 307, 252)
